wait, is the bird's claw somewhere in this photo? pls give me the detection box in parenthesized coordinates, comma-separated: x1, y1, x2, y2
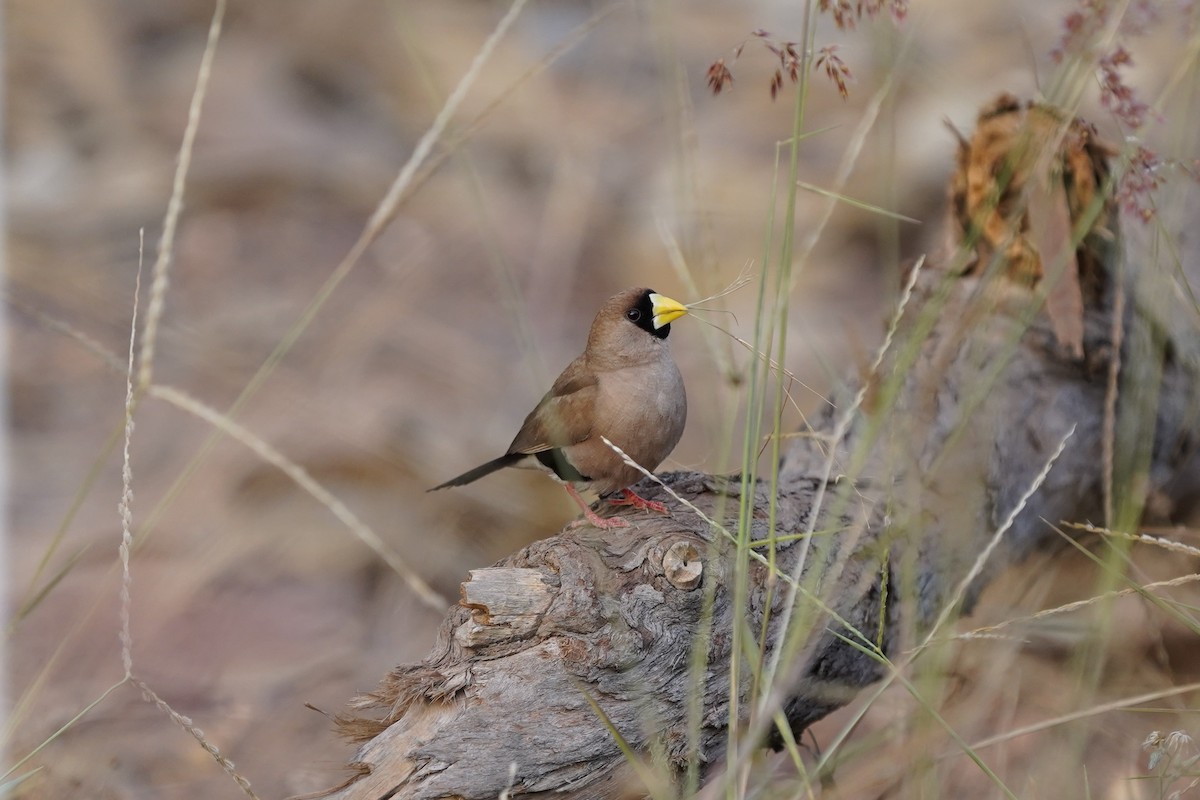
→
(566, 507, 630, 530)
(607, 488, 669, 514)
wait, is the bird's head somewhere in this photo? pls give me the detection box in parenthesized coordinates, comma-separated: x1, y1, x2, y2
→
(586, 287, 689, 366)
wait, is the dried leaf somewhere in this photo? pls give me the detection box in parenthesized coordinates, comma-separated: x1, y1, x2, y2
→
(1029, 170, 1085, 358)
(945, 93, 1117, 357)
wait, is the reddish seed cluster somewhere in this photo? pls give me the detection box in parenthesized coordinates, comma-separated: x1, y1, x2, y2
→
(1048, 0, 1187, 222)
(1050, 0, 1161, 61)
(705, 30, 857, 101)
(819, 0, 908, 29)
(706, 59, 734, 95)
(760, 34, 802, 100)
(1117, 146, 1165, 222)
(704, 1, 914, 102)
(1098, 47, 1152, 130)
(1051, 2, 1103, 63)
(815, 45, 851, 100)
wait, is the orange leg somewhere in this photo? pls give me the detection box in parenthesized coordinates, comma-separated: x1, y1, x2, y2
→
(606, 487, 669, 515)
(563, 483, 629, 529)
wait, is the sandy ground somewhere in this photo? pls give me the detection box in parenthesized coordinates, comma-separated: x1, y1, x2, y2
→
(6, 1, 1200, 798)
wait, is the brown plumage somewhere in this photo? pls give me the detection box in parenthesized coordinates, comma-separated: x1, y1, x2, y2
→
(430, 287, 688, 529)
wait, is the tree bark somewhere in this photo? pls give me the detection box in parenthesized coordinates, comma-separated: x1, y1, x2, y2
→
(314, 96, 1200, 800)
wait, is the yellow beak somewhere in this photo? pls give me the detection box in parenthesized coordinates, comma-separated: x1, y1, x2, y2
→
(649, 293, 688, 330)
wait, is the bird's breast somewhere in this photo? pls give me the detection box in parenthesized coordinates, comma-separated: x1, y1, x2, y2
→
(562, 356, 686, 494)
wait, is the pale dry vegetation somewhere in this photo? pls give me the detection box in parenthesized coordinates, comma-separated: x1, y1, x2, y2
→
(4, 1, 1200, 799)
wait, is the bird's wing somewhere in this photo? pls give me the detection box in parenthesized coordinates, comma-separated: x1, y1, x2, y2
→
(507, 357, 597, 455)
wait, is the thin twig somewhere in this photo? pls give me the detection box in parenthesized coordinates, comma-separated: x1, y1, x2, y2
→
(918, 424, 1077, 651)
(961, 680, 1200, 755)
(148, 385, 448, 611)
(4, 295, 125, 373)
(0, 681, 127, 782)
(598, 437, 730, 541)
(762, 254, 925, 691)
(953, 572, 1200, 641)
(1102, 260, 1125, 527)
(133, 678, 260, 800)
(360, 0, 529, 246)
(118, 233, 143, 679)
(687, 272, 755, 310)
(690, 314, 832, 412)
(1069, 522, 1200, 558)
(596, 437, 803, 590)
(141, 0, 536, 525)
(137, 0, 226, 391)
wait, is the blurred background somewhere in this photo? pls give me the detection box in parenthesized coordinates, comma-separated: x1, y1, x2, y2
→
(6, 0, 1198, 797)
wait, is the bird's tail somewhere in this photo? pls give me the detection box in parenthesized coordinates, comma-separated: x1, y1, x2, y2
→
(428, 453, 524, 491)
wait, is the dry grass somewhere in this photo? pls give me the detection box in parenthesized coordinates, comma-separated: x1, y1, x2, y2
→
(5, 0, 1200, 798)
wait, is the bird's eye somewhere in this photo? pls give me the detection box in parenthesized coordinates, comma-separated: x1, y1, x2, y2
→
(626, 308, 642, 322)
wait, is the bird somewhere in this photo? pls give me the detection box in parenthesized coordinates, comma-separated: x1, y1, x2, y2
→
(429, 287, 689, 529)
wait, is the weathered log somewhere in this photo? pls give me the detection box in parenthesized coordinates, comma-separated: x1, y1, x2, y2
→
(315, 97, 1200, 799)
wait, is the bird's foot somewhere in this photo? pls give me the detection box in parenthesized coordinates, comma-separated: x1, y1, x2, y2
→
(562, 483, 631, 529)
(607, 488, 669, 514)
(565, 507, 630, 530)
(585, 507, 630, 529)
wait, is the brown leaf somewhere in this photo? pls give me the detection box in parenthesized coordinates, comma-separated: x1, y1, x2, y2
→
(1029, 169, 1085, 359)
(944, 93, 1117, 354)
